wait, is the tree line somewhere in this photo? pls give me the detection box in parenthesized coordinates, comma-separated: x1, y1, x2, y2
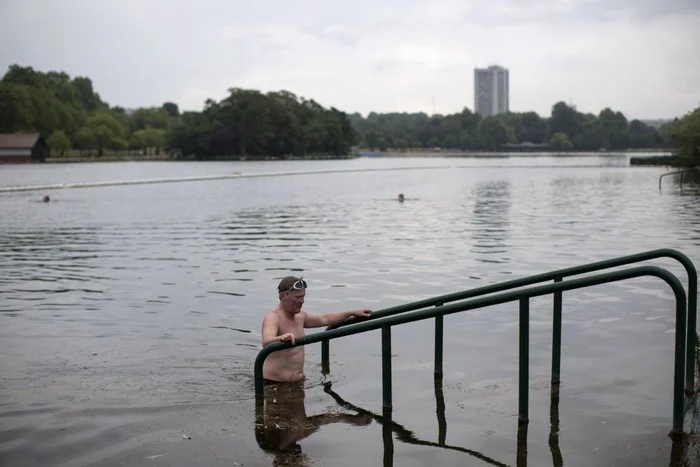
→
(350, 103, 675, 152)
(0, 64, 697, 158)
(0, 65, 355, 159)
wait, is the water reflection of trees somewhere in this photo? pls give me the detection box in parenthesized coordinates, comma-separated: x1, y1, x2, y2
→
(471, 180, 512, 264)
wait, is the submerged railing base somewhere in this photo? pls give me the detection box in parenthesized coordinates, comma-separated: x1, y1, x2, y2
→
(686, 349, 700, 435)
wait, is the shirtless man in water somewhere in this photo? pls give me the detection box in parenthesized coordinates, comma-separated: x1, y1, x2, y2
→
(261, 276, 372, 383)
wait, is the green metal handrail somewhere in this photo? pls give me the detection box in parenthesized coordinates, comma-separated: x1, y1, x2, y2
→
(659, 167, 700, 191)
(254, 265, 688, 434)
(321, 248, 697, 393)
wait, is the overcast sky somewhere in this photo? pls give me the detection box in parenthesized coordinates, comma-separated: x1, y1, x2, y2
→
(1, 0, 698, 119)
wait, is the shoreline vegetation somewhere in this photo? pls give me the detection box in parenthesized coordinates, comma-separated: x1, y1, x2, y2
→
(40, 148, 675, 164)
(1, 64, 698, 165)
(42, 152, 359, 163)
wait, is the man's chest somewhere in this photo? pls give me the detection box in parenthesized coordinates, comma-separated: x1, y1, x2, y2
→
(278, 314, 305, 336)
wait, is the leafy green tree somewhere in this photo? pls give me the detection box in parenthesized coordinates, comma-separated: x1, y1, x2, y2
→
(0, 82, 34, 132)
(549, 102, 582, 139)
(549, 132, 573, 149)
(2, 65, 43, 87)
(130, 125, 167, 154)
(442, 134, 459, 149)
(72, 76, 105, 112)
(129, 107, 170, 132)
(628, 119, 662, 148)
(74, 127, 96, 152)
(47, 130, 71, 156)
(479, 116, 516, 150)
(512, 111, 548, 144)
(129, 131, 146, 152)
(110, 137, 128, 151)
(598, 108, 629, 149)
(162, 102, 180, 118)
(166, 111, 213, 159)
(365, 126, 388, 151)
(80, 110, 129, 156)
(667, 106, 700, 158)
(140, 126, 167, 154)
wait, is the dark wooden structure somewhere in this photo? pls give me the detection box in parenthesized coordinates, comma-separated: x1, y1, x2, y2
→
(0, 133, 48, 163)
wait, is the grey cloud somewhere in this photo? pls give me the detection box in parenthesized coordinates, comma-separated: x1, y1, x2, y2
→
(0, 0, 697, 118)
(370, 58, 427, 73)
(581, 0, 700, 21)
(299, 25, 360, 47)
(298, 18, 407, 47)
(460, 0, 700, 27)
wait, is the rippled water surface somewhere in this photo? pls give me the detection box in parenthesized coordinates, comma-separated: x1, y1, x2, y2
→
(1, 155, 699, 467)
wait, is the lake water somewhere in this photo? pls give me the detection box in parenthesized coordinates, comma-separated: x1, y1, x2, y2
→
(1, 154, 699, 467)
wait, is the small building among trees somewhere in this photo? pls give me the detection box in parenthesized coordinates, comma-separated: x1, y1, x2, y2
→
(0, 133, 48, 163)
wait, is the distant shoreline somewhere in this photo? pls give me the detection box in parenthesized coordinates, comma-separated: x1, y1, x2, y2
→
(379, 150, 672, 158)
(40, 153, 359, 164)
(18, 149, 676, 165)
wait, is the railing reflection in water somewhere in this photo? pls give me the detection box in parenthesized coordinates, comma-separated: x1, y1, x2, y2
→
(255, 380, 698, 467)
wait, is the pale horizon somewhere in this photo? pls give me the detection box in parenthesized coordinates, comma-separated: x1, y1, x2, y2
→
(1, 0, 698, 120)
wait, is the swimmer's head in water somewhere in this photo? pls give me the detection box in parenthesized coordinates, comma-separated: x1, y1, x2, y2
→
(398, 193, 404, 202)
(42, 195, 50, 203)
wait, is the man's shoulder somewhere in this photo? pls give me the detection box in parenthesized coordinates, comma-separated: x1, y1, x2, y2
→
(263, 308, 281, 321)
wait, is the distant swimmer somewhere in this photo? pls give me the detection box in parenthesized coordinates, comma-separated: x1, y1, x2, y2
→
(42, 195, 50, 203)
(398, 193, 404, 203)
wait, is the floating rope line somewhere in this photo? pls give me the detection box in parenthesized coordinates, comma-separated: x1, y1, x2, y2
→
(0, 166, 451, 193)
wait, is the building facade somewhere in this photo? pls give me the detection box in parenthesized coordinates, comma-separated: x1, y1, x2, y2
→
(474, 65, 509, 117)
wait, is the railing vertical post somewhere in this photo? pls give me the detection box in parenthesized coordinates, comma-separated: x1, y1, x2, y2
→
(519, 296, 530, 424)
(516, 419, 529, 467)
(321, 339, 330, 375)
(549, 387, 563, 467)
(672, 292, 687, 434)
(434, 376, 447, 445)
(382, 407, 394, 467)
(686, 270, 697, 394)
(435, 303, 444, 379)
(552, 276, 563, 385)
(382, 325, 393, 411)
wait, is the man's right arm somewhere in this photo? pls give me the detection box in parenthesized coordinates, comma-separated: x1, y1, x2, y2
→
(261, 313, 281, 346)
(262, 313, 296, 346)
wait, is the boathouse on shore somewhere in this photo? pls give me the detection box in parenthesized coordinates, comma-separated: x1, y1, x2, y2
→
(0, 133, 48, 163)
